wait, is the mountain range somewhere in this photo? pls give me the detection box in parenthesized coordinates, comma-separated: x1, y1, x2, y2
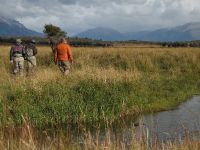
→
(75, 22, 200, 42)
(1, 16, 200, 42)
(0, 16, 42, 37)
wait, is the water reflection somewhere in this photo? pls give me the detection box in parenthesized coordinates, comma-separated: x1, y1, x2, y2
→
(137, 96, 200, 141)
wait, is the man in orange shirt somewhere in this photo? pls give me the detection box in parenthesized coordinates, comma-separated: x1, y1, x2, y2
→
(54, 38, 73, 75)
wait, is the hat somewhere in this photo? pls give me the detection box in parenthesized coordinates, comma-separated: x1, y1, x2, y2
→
(31, 39, 36, 44)
(16, 39, 22, 44)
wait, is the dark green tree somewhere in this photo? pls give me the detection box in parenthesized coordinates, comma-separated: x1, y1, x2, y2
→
(43, 24, 67, 53)
(43, 24, 66, 38)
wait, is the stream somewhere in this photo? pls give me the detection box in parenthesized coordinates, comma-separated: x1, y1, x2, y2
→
(136, 96, 200, 142)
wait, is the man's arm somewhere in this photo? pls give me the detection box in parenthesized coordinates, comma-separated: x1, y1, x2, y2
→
(10, 47, 14, 61)
(54, 47, 58, 64)
(33, 46, 38, 56)
(22, 46, 27, 59)
(67, 45, 73, 63)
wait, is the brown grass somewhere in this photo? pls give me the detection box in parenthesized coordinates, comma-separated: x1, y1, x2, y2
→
(1, 45, 200, 85)
(0, 123, 199, 150)
(1, 45, 200, 149)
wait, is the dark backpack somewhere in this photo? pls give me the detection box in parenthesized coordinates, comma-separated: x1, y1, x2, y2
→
(25, 45, 35, 57)
(26, 47, 34, 57)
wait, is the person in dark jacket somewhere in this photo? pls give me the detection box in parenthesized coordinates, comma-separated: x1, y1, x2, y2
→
(10, 39, 25, 76)
(24, 39, 38, 74)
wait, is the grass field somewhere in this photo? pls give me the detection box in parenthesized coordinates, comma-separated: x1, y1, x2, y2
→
(1, 45, 200, 127)
(0, 44, 200, 149)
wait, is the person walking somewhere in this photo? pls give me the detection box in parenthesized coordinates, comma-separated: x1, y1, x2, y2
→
(24, 39, 38, 74)
(54, 38, 73, 75)
(10, 39, 25, 76)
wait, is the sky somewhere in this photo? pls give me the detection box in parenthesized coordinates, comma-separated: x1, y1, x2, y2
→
(0, 0, 200, 35)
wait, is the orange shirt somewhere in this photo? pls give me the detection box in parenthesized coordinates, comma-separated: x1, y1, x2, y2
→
(55, 43, 73, 61)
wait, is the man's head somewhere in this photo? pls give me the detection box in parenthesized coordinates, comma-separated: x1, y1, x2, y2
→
(16, 39, 22, 44)
(60, 37, 67, 44)
(31, 39, 36, 44)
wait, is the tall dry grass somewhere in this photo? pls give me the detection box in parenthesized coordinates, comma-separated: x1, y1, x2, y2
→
(0, 122, 199, 150)
(0, 45, 200, 149)
(1, 45, 200, 85)
(1, 45, 200, 126)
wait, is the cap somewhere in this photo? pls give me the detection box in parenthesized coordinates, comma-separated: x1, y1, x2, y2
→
(16, 39, 22, 44)
(31, 39, 36, 44)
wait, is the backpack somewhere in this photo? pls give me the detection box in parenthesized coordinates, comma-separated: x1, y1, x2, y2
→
(13, 45, 23, 52)
(13, 45, 23, 57)
(26, 46, 34, 57)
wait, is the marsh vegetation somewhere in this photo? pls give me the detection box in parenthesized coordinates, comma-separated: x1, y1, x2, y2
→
(0, 44, 200, 149)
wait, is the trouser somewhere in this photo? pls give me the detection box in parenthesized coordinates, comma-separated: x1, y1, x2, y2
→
(13, 57, 24, 75)
(27, 56, 37, 70)
(57, 60, 71, 75)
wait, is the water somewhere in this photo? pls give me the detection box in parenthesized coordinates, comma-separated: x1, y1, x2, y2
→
(136, 96, 200, 141)
(79, 96, 200, 145)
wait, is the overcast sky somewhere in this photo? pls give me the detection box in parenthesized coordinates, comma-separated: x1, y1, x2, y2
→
(0, 0, 200, 35)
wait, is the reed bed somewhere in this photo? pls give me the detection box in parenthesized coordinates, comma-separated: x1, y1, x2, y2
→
(0, 45, 200, 149)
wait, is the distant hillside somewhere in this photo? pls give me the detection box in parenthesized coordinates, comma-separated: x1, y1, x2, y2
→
(75, 22, 200, 42)
(136, 22, 200, 42)
(0, 16, 43, 37)
(75, 27, 124, 41)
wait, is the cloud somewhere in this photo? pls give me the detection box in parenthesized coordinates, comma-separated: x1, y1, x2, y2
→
(0, 0, 200, 35)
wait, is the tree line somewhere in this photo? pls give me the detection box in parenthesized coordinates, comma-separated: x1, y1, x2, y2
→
(161, 41, 200, 48)
(0, 36, 113, 47)
(0, 24, 113, 47)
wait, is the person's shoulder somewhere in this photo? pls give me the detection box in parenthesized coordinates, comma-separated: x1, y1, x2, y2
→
(11, 44, 16, 49)
(24, 44, 29, 48)
(66, 44, 71, 48)
(30, 44, 36, 48)
(60, 43, 68, 47)
(56, 43, 61, 47)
